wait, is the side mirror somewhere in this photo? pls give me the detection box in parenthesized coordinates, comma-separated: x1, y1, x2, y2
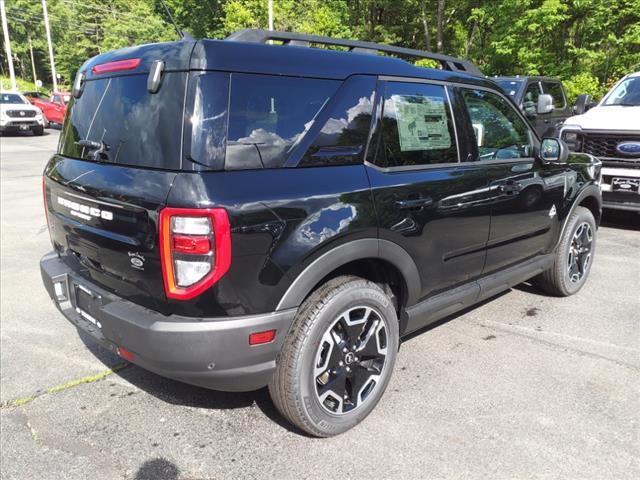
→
(537, 94, 554, 114)
(573, 93, 594, 115)
(539, 137, 569, 164)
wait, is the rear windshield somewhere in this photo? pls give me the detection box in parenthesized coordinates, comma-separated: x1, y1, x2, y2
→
(59, 73, 185, 169)
(496, 79, 523, 99)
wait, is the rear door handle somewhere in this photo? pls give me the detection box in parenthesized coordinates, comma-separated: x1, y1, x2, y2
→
(395, 197, 433, 210)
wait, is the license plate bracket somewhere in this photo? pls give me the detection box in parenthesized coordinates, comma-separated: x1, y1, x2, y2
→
(611, 177, 640, 193)
(74, 284, 102, 329)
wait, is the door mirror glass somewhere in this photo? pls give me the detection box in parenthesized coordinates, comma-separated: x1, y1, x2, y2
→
(537, 94, 554, 114)
(540, 137, 569, 163)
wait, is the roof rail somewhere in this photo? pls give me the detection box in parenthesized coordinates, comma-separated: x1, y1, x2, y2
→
(225, 29, 483, 77)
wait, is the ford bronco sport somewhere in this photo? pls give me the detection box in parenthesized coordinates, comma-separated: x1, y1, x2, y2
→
(41, 30, 602, 437)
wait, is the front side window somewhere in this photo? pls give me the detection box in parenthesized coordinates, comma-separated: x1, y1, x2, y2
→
(460, 88, 533, 161)
(542, 81, 566, 109)
(375, 82, 458, 168)
(225, 73, 339, 170)
(522, 81, 542, 115)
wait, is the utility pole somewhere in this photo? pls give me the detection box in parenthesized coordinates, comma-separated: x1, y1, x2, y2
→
(42, 0, 57, 91)
(0, 0, 16, 91)
(28, 36, 38, 87)
(268, 0, 273, 30)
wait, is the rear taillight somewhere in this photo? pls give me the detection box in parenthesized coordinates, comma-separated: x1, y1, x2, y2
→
(159, 207, 231, 300)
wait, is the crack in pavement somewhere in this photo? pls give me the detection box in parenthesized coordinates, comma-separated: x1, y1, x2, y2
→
(0, 363, 129, 410)
(470, 319, 640, 371)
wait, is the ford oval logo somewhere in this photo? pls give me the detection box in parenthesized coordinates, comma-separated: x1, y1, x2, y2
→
(616, 142, 640, 156)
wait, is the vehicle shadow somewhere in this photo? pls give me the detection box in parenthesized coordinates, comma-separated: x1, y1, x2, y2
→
(77, 330, 304, 435)
(0, 129, 52, 137)
(600, 209, 640, 231)
(134, 458, 180, 480)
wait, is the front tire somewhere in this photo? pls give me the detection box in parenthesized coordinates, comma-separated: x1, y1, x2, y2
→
(538, 206, 596, 296)
(269, 275, 399, 437)
(32, 126, 44, 136)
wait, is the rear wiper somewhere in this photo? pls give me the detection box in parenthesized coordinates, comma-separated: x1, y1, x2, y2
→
(76, 139, 110, 162)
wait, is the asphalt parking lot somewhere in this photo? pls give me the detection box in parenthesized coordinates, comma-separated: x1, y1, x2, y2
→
(1, 130, 639, 480)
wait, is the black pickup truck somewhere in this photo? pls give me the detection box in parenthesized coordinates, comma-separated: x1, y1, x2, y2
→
(41, 30, 602, 437)
(494, 76, 576, 138)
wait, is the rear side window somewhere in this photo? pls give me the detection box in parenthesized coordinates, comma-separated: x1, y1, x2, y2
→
(299, 76, 376, 167)
(225, 74, 339, 170)
(60, 73, 185, 169)
(542, 81, 566, 109)
(375, 82, 458, 168)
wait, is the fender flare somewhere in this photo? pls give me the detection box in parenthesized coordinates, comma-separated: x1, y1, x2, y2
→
(556, 183, 602, 249)
(275, 238, 421, 311)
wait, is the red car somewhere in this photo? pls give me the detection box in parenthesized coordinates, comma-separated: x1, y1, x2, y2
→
(23, 91, 70, 127)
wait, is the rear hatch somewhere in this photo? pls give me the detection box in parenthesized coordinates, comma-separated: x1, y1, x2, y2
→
(43, 43, 192, 312)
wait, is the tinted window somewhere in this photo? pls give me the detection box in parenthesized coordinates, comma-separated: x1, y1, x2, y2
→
(375, 82, 458, 168)
(60, 73, 185, 169)
(299, 76, 376, 167)
(460, 88, 533, 160)
(225, 73, 339, 170)
(187, 72, 230, 171)
(542, 81, 566, 108)
(496, 79, 523, 99)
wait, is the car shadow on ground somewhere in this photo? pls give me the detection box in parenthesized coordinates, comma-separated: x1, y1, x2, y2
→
(78, 331, 303, 435)
(0, 129, 53, 137)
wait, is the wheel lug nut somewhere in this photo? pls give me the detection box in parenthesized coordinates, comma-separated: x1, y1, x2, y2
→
(339, 361, 344, 366)
(346, 366, 351, 372)
(342, 347, 348, 353)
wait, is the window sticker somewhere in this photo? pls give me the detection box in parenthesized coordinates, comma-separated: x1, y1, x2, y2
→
(391, 94, 451, 151)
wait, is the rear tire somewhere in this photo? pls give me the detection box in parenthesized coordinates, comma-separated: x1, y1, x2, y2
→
(538, 206, 596, 296)
(269, 275, 399, 437)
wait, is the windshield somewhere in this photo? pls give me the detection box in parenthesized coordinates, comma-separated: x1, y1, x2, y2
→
(0, 93, 28, 104)
(496, 79, 523, 98)
(603, 77, 640, 106)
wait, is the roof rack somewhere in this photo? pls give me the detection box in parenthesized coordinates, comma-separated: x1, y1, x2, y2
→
(226, 29, 483, 77)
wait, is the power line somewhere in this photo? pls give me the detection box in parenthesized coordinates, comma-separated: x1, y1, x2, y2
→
(58, 0, 150, 21)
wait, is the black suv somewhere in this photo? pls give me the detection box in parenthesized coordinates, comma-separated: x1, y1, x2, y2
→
(494, 76, 575, 138)
(41, 30, 602, 437)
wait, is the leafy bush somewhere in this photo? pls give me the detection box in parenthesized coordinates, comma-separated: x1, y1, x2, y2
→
(563, 73, 607, 105)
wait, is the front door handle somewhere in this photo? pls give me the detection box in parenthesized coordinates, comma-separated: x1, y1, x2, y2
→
(497, 183, 522, 195)
(395, 197, 434, 210)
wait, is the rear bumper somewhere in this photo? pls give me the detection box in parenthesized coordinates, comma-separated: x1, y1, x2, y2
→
(40, 252, 296, 392)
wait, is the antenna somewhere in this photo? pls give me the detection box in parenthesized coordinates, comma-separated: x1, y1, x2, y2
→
(159, 0, 184, 39)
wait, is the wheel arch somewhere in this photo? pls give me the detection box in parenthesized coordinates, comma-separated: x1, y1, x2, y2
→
(275, 239, 421, 312)
(556, 183, 602, 249)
